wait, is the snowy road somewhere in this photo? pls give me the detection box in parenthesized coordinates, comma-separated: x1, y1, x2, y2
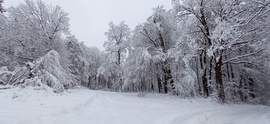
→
(0, 88, 269, 124)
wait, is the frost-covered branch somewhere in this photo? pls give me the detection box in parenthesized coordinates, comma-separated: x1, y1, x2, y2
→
(223, 50, 263, 64)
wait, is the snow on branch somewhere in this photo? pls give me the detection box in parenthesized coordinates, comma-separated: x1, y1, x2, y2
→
(223, 49, 263, 64)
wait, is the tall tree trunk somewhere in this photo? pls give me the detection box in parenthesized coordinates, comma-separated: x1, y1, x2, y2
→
(230, 64, 235, 79)
(151, 80, 154, 93)
(202, 69, 208, 97)
(209, 57, 213, 83)
(207, 56, 214, 95)
(239, 75, 244, 102)
(200, 51, 209, 97)
(197, 0, 212, 97)
(162, 61, 174, 94)
(157, 77, 162, 93)
(215, 56, 225, 103)
(196, 55, 202, 95)
(224, 52, 232, 82)
(117, 50, 121, 65)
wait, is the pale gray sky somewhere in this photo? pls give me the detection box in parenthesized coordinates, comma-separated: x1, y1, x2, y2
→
(3, 0, 172, 50)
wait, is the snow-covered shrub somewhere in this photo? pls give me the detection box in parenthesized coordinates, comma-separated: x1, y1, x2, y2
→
(172, 66, 197, 97)
(0, 53, 11, 68)
(224, 82, 240, 103)
(8, 61, 20, 71)
(8, 66, 29, 86)
(224, 67, 268, 104)
(0, 66, 13, 85)
(8, 50, 77, 92)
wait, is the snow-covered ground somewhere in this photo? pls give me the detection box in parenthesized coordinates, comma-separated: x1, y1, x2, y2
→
(0, 87, 269, 124)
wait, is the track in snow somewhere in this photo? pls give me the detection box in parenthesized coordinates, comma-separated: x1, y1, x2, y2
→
(0, 88, 269, 124)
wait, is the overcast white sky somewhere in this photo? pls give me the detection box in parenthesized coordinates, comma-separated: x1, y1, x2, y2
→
(3, 0, 172, 50)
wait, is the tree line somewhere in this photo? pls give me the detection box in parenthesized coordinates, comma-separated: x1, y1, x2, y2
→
(0, 0, 269, 104)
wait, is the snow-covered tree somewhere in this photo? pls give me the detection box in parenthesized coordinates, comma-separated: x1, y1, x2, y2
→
(59, 36, 90, 86)
(123, 47, 155, 92)
(104, 21, 130, 66)
(173, 0, 270, 102)
(81, 46, 105, 89)
(6, 0, 70, 63)
(102, 21, 131, 91)
(130, 6, 176, 94)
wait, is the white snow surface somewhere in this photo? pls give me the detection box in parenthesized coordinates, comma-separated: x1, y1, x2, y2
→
(0, 87, 269, 124)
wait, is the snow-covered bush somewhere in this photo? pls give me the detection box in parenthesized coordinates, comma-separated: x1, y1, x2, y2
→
(0, 66, 13, 85)
(173, 68, 197, 97)
(8, 50, 77, 92)
(8, 66, 29, 86)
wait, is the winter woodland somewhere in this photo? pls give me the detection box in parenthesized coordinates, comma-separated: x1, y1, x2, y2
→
(0, 0, 270, 106)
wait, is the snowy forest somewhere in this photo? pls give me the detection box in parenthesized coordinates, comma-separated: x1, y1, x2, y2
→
(0, 0, 270, 107)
